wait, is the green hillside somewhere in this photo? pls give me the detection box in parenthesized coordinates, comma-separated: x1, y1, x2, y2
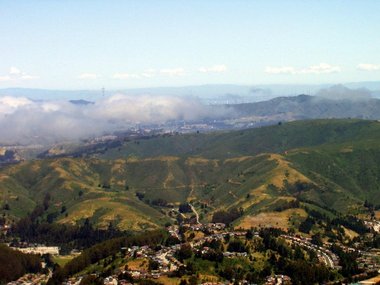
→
(98, 119, 380, 159)
(0, 155, 286, 229)
(1, 119, 380, 231)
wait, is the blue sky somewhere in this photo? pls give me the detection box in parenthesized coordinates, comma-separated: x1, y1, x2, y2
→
(0, 0, 379, 89)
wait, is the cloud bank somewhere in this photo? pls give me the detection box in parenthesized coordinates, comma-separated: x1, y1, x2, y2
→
(78, 73, 99, 79)
(0, 93, 227, 145)
(265, 63, 341, 75)
(357, 63, 380, 71)
(0, 67, 39, 82)
(199, 65, 227, 73)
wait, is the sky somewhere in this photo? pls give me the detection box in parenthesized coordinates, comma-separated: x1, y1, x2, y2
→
(0, 0, 380, 90)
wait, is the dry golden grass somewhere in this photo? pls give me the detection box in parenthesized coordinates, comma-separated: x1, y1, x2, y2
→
(126, 157, 140, 163)
(110, 178, 125, 187)
(58, 197, 158, 230)
(358, 274, 380, 284)
(0, 174, 10, 181)
(110, 160, 127, 186)
(185, 157, 219, 167)
(111, 159, 126, 173)
(127, 258, 149, 271)
(342, 227, 359, 239)
(236, 185, 270, 210)
(340, 146, 353, 153)
(238, 208, 307, 229)
(199, 274, 220, 283)
(185, 230, 205, 241)
(163, 170, 176, 189)
(155, 276, 181, 285)
(376, 211, 380, 219)
(143, 156, 180, 162)
(232, 153, 313, 212)
(267, 154, 311, 188)
(46, 160, 99, 191)
(51, 160, 74, 176)
(223, 156, 253, 164)
(25, 162, 41, 174)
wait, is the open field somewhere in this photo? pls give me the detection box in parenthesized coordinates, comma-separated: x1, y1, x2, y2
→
(53, 255, 76, 267)
(237, 208, 308, 229)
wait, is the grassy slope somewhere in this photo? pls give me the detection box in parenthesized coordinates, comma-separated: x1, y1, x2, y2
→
(1, 119, 380, 230)
(98, 119, 380, 159)
(0, 154, 304, 228)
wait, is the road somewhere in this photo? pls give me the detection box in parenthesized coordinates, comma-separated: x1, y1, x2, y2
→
(189, 203, 200, 224)
(281, 235, 338, 269)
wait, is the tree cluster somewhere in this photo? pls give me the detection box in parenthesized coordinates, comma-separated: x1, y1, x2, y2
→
(0, 244, 42, 283)
(48, 230, 167, 284)
(211, 207, 243, 225)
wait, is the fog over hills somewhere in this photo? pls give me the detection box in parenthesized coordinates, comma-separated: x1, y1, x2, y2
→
(0, 84, 380, 146)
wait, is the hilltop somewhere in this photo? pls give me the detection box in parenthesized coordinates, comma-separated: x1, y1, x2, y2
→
(229, 93, 380, 120)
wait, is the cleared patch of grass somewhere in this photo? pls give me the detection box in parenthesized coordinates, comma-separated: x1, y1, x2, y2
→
(237, 208, 307, 229)
(126, 258, 149, 271)
(155, 276, 181, 285)
(53, 255, 76, 267)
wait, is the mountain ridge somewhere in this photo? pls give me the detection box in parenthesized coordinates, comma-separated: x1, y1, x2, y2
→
(1, 119, 379, 231)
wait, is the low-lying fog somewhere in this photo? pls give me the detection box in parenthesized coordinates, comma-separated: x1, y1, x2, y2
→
(0, 85, 375, 145)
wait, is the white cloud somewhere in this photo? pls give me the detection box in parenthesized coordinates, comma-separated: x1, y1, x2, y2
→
(109, 67, 196, 79)
(357, 63, 380, 71)
(10, 67, 22, 75)
(114, 68, 185, 78)
(265, 66, 296, 74)
(20, 74, 40, 80)
(78, 73, 99, 79)
(0, 96, 33, 108)
(300, 63, 341, 74)
(199, 64, 227, 73)
(265, 63, 341, 75)
(0, 96, 33, 114)
(112, 73, 140, 79)
(41, 102, 61, 112)
(0, 67, 39, 81)
(0, 75, 11, 81)
(160, 68, 185, 76)
(0, 94, 230, 145)
(141, 69, 156, 78)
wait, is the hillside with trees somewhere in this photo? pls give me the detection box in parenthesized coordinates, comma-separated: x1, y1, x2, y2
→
(0, 119, 380, 232)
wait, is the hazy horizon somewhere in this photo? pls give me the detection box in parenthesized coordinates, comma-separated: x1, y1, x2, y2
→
(1, 0, 380, 145)
(1, 1, 380, 90)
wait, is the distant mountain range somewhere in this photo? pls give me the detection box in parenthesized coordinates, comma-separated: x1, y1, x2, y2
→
(1, 82, 380, 102)
(60, 85, 380, 123)
(228, 94, 380, 121)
